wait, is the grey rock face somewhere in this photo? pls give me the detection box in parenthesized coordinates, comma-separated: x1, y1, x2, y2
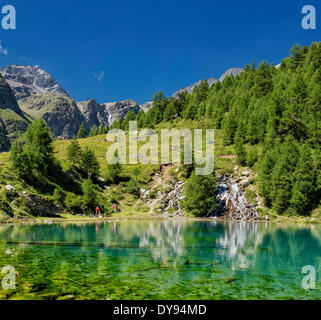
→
(219, 68, 243, 82)
(77, 99, 110, 130)
(0, 75, 24, 115)
(172, 67, 243, 98)
(0, 118, 11, 152)
(140, 101, 153, 113)
(78, 98, 141, 130)
(102, 99, 141, 124)
(0, 65, 68, 100)
(0, 76, 30, 151)
(19, 93, 84, 139)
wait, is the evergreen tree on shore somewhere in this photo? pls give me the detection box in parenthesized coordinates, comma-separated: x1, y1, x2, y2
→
(182, 172, 218, 217)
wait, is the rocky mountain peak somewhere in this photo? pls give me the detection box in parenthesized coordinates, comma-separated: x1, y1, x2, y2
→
(172, 78, 218, 98)
(219, 68, 243, 82)
(172, 67, 243, 98)
(0, 65, 68, 100)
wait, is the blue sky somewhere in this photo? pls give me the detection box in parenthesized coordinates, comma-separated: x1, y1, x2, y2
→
(0, 0, 320, 104)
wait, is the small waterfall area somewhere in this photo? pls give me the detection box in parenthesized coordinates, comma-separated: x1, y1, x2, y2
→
(212, 175, 261, 221)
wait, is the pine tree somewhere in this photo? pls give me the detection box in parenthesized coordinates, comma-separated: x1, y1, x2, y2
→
(121, 110, 136, 130)
(80, 147, 100, 179)
(222, 112, 237, 145)
(98, 124, 107, 135)
(23, 118, 54, 176)
(290, 145, 316, 214)
(108, 162, 122, 184)
(10, 141, 30, 179)
(271, 136, 299, 214)
(182, 172, 218, 217)
(307, 72, 321, 146)
(67, 138, 82, 168)
(89, 125, 98, 137)
(77, 122, 88, 139)
(163, 102, 176, 121)
(82, 178, 97, 211)
(254, 61, 273, 98)
(234, 135, 247, 166)
(258, 147, 277, 206)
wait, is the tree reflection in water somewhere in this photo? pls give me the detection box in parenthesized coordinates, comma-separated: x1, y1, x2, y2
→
(0, 220, 320, 299)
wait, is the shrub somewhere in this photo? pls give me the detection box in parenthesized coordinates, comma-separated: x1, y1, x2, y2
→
(0, 195, 13, 217)
(110, 196, 119, 204)
(0, 188, 18, 202)
(65, 193, 85, 214)
(53, 188, 66, 207)
(126, 180, 140, 197)
(149, 190, 157, 199)
(12, 197, 31, 215)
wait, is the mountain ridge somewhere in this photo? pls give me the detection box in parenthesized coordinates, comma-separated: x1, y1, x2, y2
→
(0, 65, 69, 100)
(172, 67, 243, 98)
(0, 64, 244, 144)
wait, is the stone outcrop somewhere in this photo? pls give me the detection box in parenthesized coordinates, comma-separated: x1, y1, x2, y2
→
(77, 99, 110, 131)
(78, 98, 141, 130)
(102, 99, 141, 125)
(213, 174, 262, 221)
(0, 65, 68, 100)
(24, 195, 60, 217)
(160, 181, 185, 216)
(19, 93, 84, 139)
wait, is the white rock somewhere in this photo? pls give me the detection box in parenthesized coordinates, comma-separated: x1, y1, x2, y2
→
(5, 185, 15, 192)
(5, 249, 13, 255)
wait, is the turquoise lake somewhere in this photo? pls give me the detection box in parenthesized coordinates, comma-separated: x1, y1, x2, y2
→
(0, 219, 320, 300)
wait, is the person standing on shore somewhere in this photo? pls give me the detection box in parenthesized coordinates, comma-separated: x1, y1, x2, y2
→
(95, 206, 100, 217)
